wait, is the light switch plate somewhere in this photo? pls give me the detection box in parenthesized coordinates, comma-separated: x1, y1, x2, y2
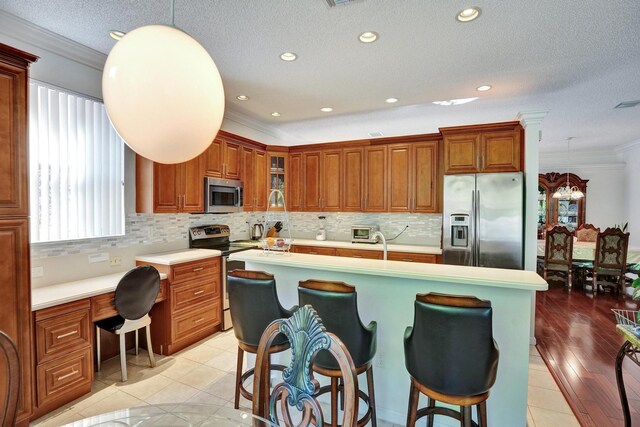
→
(32, 266, 44, 278)
(88, 252, 109, 263)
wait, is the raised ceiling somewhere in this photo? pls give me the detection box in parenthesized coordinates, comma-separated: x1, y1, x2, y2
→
(1, 0, 639, 152)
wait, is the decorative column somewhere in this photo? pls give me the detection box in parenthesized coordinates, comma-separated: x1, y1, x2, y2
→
(517, 110, 548, 345)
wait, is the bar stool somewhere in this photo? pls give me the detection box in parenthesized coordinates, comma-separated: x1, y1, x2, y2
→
(227, 270, 297, 409)
(404, 292, 499, 427)
(298, 279, 377, 427)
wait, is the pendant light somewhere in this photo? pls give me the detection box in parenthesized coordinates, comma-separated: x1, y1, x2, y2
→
(102, 0, 224, 164)
(552, 138, 584, 200)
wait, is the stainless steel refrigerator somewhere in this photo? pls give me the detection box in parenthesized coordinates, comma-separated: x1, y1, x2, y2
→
(443, 172, 524, 269)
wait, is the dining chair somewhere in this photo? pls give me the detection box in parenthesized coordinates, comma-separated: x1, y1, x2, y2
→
(252, 304, 359, 427)
(590, 227, 630, 295)
(544, 225, 574, 288)
(576, 223, 600, 242)
(0, 330, 20, 427)
(95, 265, 160, 382)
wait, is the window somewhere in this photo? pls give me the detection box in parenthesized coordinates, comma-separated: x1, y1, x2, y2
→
(29, 81, 125, 243)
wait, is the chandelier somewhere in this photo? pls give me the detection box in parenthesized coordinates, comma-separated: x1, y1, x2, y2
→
(552, 137, 584, 200)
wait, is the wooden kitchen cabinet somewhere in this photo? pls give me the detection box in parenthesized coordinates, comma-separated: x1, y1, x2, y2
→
(441, 121, 523, 175)
(136, 153, 205, 213)
(242, 146, 268, 211)
(342, 147, 364, 211)
(387, 252, 437, 263)
(364, 145, 387, 212)
(291, 245, 337, 256)
(388, 144, 412, 212)
(0, 43, 37, 426)
(90, 281, 167, 322)
(288, 153, 303, 211)
(33, 299, 93, 417)
(413, 141, 438, 212)
(322, 149, 342, 211)
(302, 151, 322, 211)
(297, 148, 343, 212)
(136, 258, 221, 355)
(335, 248, 383, 260)
(204, 136, 241, 180)
(268, 152, 287, 210)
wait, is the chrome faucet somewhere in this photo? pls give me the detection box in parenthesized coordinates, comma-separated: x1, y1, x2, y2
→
(372, 231, 387, 260)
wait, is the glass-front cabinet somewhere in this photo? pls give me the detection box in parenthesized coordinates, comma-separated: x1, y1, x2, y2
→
(268, 152, 287, 210)
(538, 172, 588, 237)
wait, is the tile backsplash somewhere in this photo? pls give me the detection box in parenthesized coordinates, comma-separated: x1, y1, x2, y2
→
(31, 211, 442, 259)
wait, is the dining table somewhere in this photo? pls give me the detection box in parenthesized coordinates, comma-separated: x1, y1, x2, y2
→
(61, 403, 277, 426)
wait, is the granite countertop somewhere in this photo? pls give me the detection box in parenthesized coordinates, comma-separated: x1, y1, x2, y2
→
(230, 250, 547, 291)
(32, 271, 169, 311)
(291, 238, 442, 255)
(134, 249, 221, 265)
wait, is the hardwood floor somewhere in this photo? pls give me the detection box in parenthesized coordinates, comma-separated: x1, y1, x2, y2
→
(536, 283, 640, 426)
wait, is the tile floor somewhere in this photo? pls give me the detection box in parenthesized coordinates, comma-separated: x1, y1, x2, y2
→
(30, 331, 579, 426)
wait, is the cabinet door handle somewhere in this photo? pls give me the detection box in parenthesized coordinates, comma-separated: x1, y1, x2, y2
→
(57, 330, 78, 339)
(194, 318, 205, 324)
(57, 369, 79, 381)
(192, 267, 204, 272)
(193, 290, 205, 295)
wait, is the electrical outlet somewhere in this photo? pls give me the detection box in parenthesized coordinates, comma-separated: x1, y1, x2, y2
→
(88, 252, 109, 263)
(109, 256, 121, 267)
(32, 266, 44, 278)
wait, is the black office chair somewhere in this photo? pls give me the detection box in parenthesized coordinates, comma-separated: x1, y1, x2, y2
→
(95, 265, 160, 382)
(404, 292, 499, 427)
(227, 270, 297, 409)
(298, 279, 377, 427)
(0, 330, 20, 427)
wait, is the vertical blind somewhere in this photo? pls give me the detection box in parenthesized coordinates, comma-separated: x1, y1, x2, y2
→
(29, 81, 125, 243)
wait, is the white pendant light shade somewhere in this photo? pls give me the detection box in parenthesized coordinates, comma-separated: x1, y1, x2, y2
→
(103, 25, 225, 164)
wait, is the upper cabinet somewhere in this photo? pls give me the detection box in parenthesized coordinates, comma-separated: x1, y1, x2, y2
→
(441, 121, 523, 174)
(364, 145, 387, 212)
(342, 147, 364, 212)
(242, 146, 267, 212)
(267, 152, 287, 210)
(204, 136, 240, 180)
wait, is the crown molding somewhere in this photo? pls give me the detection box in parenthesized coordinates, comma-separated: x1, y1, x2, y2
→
(223, 108, 308, 145)
(516, 110, 549, 127)
(539, 163, 624, 172)
(614, 138, 640, 154)
(0, 10, 106, 71)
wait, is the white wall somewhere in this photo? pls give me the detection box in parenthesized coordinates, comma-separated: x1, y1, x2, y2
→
(621, 142, 640, 248)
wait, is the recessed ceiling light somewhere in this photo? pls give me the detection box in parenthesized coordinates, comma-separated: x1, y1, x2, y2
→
(280, 52, 297, 61)
(476, 85, 492, 92)
(358, 31, 379, 43)
(432, 97, 479, 106)
(320, 107, 333, 112)
(271, 112, 281, 117)
(109, 30, 126, 41)
(456, 7, 481, 22)
(236, 95, 249, 101)
(385, 97, 398, 104)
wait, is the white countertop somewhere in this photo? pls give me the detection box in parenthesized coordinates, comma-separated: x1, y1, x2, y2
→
(32, 271, 169, 311)
(134, 249, 221, 265)
(230, 250, 547, 291)
(291, 238, 442, 255)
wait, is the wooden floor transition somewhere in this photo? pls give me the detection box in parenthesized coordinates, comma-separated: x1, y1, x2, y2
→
(535, 282, 640, 426)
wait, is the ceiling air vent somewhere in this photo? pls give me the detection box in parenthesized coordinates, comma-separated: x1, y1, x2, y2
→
(325, 0, 362, 7)
(368, 131, 384, 138)
(614, 100, 640, 109)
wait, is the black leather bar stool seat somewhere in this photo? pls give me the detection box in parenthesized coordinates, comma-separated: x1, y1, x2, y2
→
(298, 279, 377, 427)
(404, 292, 499, 427)
(227, 270, 297, 409)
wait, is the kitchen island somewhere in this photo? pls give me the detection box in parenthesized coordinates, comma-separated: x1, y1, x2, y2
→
(229, 249, 548, 426)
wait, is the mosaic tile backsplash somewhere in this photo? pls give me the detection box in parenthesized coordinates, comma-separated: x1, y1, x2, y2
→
(31, 211, 442, 259)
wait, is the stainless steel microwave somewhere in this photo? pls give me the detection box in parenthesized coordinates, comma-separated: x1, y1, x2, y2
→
(351, 225, 379, 243)
(205, 177, 243, 213)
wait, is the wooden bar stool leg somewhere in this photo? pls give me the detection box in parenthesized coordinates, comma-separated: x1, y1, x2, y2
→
(331, 377, 339, 427)
(427, 397, 435, 427)
(366, 366, 377, 427)
(406, 381, 419, 427)
(477, 401, 487, 427)
(461, 405, 472, 427)
(234, 346, 244, 409)
(338, 376, 344, 411)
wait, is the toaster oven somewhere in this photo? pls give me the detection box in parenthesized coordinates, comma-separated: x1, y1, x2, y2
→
(351, 225, 379, 244)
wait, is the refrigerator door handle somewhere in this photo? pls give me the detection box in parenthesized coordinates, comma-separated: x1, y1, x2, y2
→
(476, 189, 481, 266)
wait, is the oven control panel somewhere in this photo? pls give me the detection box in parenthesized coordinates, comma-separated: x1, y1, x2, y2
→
(189, 225, 230, 240)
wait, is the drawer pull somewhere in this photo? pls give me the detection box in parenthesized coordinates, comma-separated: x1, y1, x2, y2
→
(353, 255, 363, 258)
(192, 267, 204, 272)
(309, 251, 318, 255)
(193, 290, 205, 295)
(57, 330, 78, 339)
(57, 369, 79, 381)
(194, 318, 205, 324)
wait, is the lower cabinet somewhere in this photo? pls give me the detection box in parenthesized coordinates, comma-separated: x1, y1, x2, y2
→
(291, 245, 337, 256)
(335, 248, 383, 260)
(291, 245, 440, 263)
(33, 299, 93, 418)
(387, 252, 437, 263)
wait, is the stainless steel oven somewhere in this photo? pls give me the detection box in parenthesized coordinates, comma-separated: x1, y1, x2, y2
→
(205, 177, 243, 213)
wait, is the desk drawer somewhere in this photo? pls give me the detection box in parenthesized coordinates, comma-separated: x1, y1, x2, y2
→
(35, 304, 91, 364)
(36, 346, 92, 407)
(91, 280, 167, 321)
(171, 277, 219, 313)
(171, 259, 219, 283)
(171, 301, 220, 343)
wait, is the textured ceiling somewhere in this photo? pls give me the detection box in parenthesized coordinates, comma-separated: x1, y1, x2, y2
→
(1, 0, 639, 152)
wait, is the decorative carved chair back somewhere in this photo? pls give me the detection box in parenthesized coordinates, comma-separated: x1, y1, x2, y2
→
(252, 305, 358, 427)
(576, 224, 600, 242)
(594, 228, 630, 272)
(544, 225, 574, 266)
(0, 331, 20, 427)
